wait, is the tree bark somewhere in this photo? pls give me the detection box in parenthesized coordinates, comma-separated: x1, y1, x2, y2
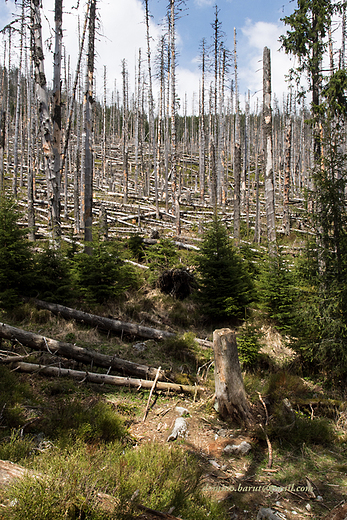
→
(32, 299, 176, 341)
(213, 328, 252, 425)
(0, 322, 164, 380)
(31, 0, 60, 240)
(5, 361, 199, 394)
(83, 0, 96, 250)
(263, 46, 276, 255)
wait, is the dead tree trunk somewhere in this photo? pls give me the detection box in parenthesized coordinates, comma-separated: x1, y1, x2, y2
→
(263, 46, 276, 255)
(13, 1, 25, 198)
(52, 0, 63, 231)
(32, 298, 175, 341)
(0, 322, 164, 380)
(0, 111, 5, 193)
(31, 0, 60, 240)
(83, 0, 96, 250)
(5, 362, 199, 394)
(213, 328, 252, 425)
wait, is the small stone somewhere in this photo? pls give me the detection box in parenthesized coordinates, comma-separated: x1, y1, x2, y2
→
(167, 417, 188, 442)
(316, 496, 323, 502)
(175, 406, 189, 416)
(133, 342, 146, 352)
(305, 504, 311, 512)
(256, 507, 282, 520)
(224, 441, 251, 455)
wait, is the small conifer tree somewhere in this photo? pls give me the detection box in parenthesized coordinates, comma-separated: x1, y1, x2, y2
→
(196, 216, 253, 321)
(0, 197, 34, 308)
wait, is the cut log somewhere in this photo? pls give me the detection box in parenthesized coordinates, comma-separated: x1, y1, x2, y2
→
(8, 362, 200, 394)
(213, 328, 252, 425)
(0, 322, 164, 380)
(32, 299, 175, 340)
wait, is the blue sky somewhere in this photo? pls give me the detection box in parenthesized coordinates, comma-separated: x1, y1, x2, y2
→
(0, 0, 307, 112)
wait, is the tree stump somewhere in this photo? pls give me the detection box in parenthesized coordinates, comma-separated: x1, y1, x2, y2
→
(213, 328, 252, 425)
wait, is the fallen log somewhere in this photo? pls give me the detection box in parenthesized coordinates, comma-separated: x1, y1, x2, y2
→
(8, 362, 200, 394)
(31, 299, 214, 348)
(0, 323, 164, 380)
(32, 299, 175, 341)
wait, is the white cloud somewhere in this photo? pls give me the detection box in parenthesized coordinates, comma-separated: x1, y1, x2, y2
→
(240, 19, 294, 107)
(194, 0, 214, 7)
(8, 0, 162, 104)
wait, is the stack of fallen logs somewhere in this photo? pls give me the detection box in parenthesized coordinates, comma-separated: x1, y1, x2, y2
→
(0, 300, 209, 395)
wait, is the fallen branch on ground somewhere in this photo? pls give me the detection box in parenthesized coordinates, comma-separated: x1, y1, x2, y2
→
(6, 361, 202, 394)
(0, 322, 164, 380)
(31, 299, 214, 348)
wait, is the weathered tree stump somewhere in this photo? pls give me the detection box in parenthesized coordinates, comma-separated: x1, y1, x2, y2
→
(213, 328, 252, 425)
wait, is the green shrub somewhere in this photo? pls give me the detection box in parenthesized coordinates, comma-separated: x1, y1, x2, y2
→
(145, 238, 179, 286)
(0, 430, 35, 463)
(237, 326, 262, 369)
(32, 246, 72, 303)
(128, 233, 145, 262)
(0, 367, 32, 433)
(71, 241, 139, 304)
(41, 399, 126, 445)
(5, 442, 228, 520)
(196, 216, 254, 321)
(256, 251, 297, 331)
(0, 196, 34, 308)
(267, 412, 335, 447)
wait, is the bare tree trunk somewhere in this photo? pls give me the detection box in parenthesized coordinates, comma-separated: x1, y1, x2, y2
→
(52, 0, 63, 235)
(121, 59, 129, 204)
(198, 39, 206, 202)
(0, 321, 164, 380)
(283, 97, 292, 236)
(31, 0, 60, 241)
(263, 47, 276, 255)
(233, 142, 241, 241)
(5, 28, 11, 179)
(13, 1, 25, 198)
(144, 0, 155, 192)
(0, 111, 5, 193)
(102, 65, 107, 180)
(213, 328, 252, 425)
(83, 0, 96, 250)
(233, 28, 241, 241)
(7, 362, 198, 394)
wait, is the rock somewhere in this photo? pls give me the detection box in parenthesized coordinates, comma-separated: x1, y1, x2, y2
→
(167, 417, 188, 441)
(257, 508, 283, 520)
(224, 441, 251, 455)
(133, 342, 147, 352)
(175, 406, 189, 417)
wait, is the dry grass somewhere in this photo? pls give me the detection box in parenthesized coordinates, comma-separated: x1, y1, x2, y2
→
(259, 325, 297, 367)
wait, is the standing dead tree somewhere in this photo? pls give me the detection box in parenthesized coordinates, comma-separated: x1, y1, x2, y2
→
(83, 0, 96, 250)
(31, 0, 61, 241)
(263, 46, 276, 255)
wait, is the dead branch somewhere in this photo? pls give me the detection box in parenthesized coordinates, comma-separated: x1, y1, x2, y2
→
(143, 366, 161, 421)
(6, 362, 202, 394)
(0, 322, 164, 380)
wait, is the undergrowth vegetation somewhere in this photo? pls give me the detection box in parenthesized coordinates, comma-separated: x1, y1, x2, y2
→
(1, 197, 347, 519)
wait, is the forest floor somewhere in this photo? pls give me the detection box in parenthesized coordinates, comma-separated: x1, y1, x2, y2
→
(0, 292, 346, 520)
